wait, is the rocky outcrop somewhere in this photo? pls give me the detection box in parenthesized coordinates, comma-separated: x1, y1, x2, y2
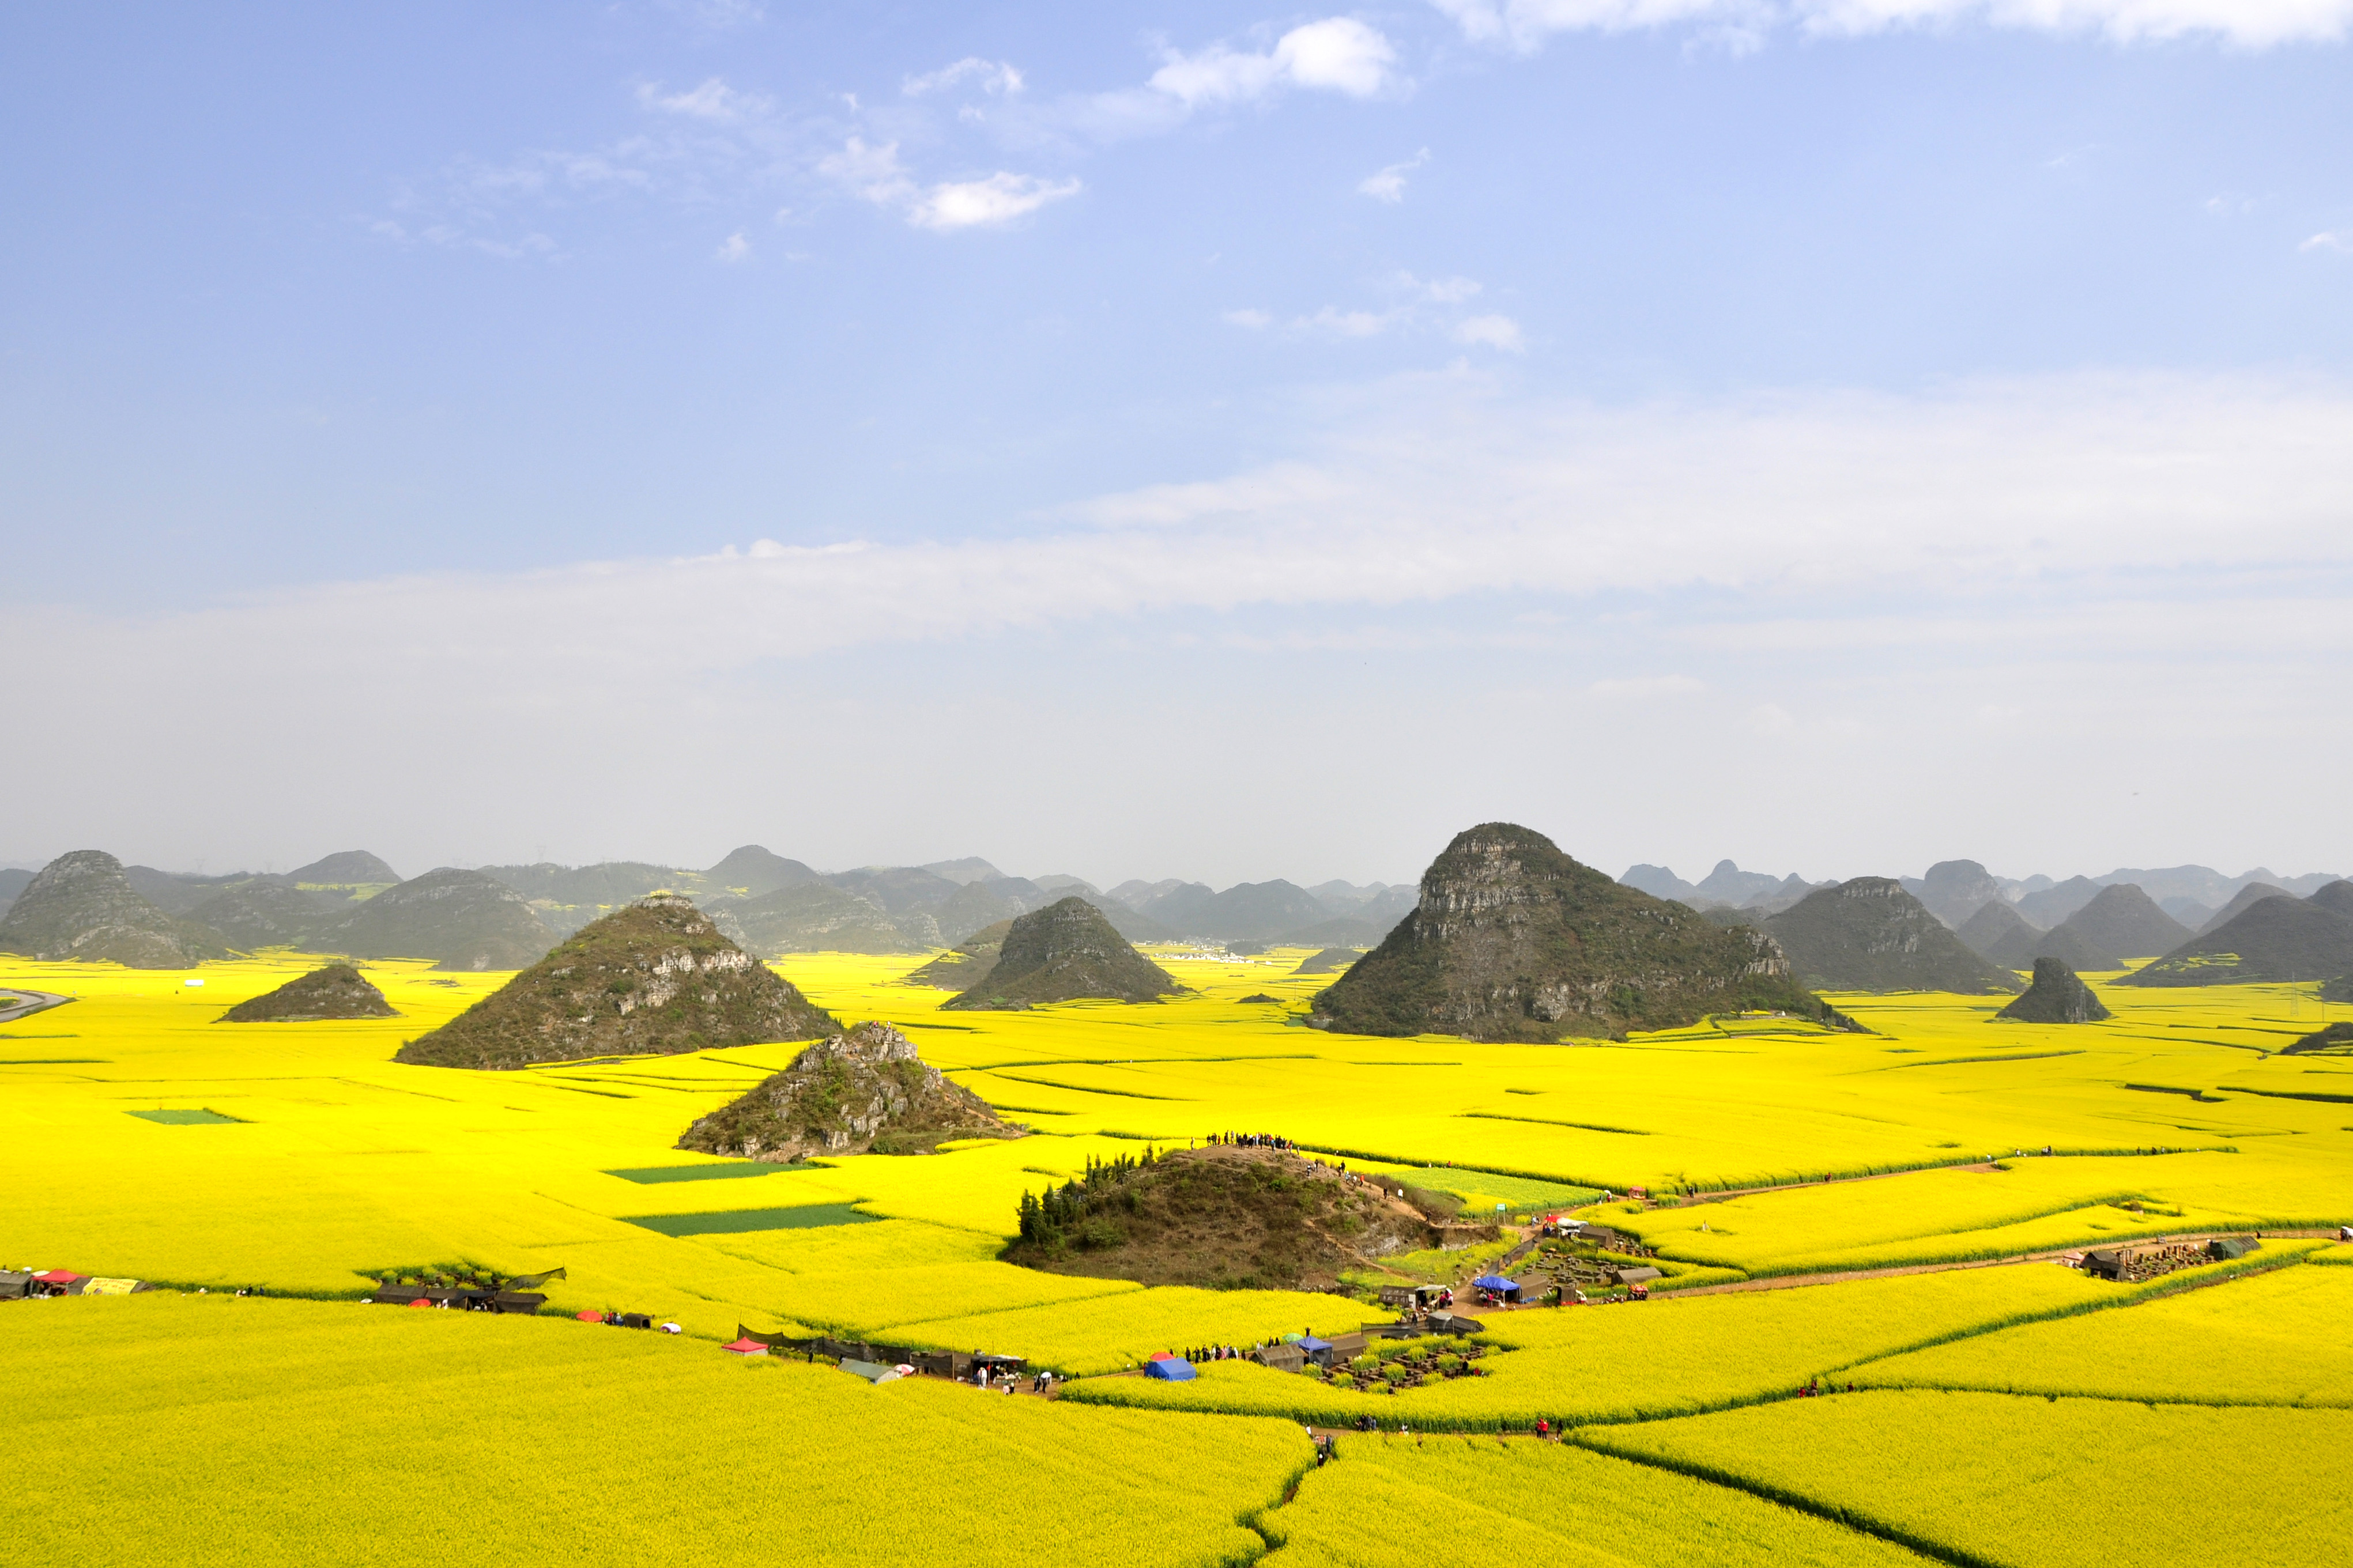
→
(1309, 823, 1827, 1042)
(221, 964, 399, 1022)
(395, 894, 837, 1069)
(1765, 878, 2024, 994)
(0, 851, 229, 968)
(942, 897, 1185, 1011)
(675, 1020, 1018, 1159)
(307, 868, 557, 972)
(1996, 958, 2112, 1023)
(902, 919, 1013, 990)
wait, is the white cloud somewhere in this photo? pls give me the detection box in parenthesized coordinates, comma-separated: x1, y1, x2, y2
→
(1359, 148, 1431, 202)
(1429, 0, 2353, 48)
(2302, 230, 2352, 254)
(911, 172, 1083, 230)
(1298, 306, 1399, 337)
(637, 78, 771, 123)
(904, 58, 1026, 96)
(821, 139, 1077, 229)
(715, 231, 751, 262)
(1149, 17, 1399, 107)
(1224, 308, 1274, 327)
(1413, 273, 1481, 303)
(1454, 313, 1525, 350)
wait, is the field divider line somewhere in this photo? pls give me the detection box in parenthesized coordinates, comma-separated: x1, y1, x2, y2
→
(1568, 1423, 2000, 1568)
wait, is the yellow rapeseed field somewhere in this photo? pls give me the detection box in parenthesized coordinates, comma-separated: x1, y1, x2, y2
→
(1578, 1388, 2353, 1568)
(7, 941, 2353, 1561)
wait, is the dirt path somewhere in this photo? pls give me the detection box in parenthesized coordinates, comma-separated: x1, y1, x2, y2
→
(1634, 1229, 2341, 1298)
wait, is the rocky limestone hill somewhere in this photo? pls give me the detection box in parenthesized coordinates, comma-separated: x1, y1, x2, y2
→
(1996, 958, 2113, 1023)
(2309, 881, 2353, 920)
(941, 897, 1184, 1011)
(187, 882, 331, 951)
(704, 844, 821, 897)
(1291, 946, 1363, 976)
(2196, 882, 2291, 936)
(902, 919, 1013, 990)
(306, 868, 557, 972)
(674, 1020, 1016, 1159)
(1956, 898, 2041, 961)
(2057, 884, 2190, 961)
(1310, 823, 1827, 1042)
(935, 879, 1021, 944)
(1917, 860, 2011, 928)
(2117, 895, 2353, 988)
(1983, 919, 2123, 975)
(712, 882, 931, 955)
(1004, 1144, 1450, 1291)
(0, 851, 229, 968)
(394, 895, 837, 1070)
(221, 964, 400, 1022)
(1765, 878, 2024, 994)
(288, 851, 402, 886)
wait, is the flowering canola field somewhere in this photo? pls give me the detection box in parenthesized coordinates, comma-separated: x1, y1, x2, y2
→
(6, 943, 2353, 1563)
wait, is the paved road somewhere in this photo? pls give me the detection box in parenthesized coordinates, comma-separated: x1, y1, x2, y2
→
(0, 988, 74, 1025)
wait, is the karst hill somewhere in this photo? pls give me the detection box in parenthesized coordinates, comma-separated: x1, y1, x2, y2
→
(1002, 1144, 1442, 1291)
(2119, 887, 2353, 987)
(394, 894, 838, 1070)
(0, 850, 229, 968)
(903, 919, 1014, 990)
(941, 897, 1184, 1011)
(1764, 878, 2024, 994)
(1309, 822, 1827, 1042)
(1996, 958, 2112, 1024)
(221, 964, 399, 1022)
(676, 1020, 1017, 1160)
(311, 868, 557, 972)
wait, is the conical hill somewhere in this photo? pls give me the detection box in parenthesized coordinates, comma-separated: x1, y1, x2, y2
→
(1309, 823, 1828, 1042)
(1996, 958, 2112, 1023)
(940, 897, 1183, 1011)
(0, 850, 228, 968)
(221, 964, 399, 1022)
(903, 919, 1013, 991)
(394, 895, 838, 1070)
(675, 1020, 1019, 1160)
(2117, 894, 2353, 987)
(1764, 878, 2024, 993)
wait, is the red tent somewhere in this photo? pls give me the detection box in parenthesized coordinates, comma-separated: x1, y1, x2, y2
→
(33, 1271, 84, 1284)
(721, 1337, 770, 1356)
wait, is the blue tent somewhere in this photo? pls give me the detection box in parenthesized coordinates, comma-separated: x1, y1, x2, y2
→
(1144, 1356, 1197, 1381)
(1472, 1276, 1518, 1292)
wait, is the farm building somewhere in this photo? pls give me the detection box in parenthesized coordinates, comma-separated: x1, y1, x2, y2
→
(1428, 1312, 1484, 1336)
(839, 1359, 904, 1384)
(1309, 1332, 1368, 1368)
(2205, 1236, 2261, 1261)
(1254, 1342, 1307, 1373)
(1609, 1265, 1663, 1287)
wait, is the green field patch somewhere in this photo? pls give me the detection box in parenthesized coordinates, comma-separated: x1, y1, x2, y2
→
(127, 1108, 246, 1125)
(605, 1161, 819, 1184)
(623, 1203, 880, 1236)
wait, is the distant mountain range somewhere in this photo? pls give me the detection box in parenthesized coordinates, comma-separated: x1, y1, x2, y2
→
(1619, 856, 2343, 935)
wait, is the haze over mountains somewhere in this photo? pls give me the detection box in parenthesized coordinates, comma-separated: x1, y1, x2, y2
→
(3, 838, 2346, 1001)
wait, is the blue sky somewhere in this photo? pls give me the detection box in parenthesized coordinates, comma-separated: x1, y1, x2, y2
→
(4, 2, 2350, 887)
